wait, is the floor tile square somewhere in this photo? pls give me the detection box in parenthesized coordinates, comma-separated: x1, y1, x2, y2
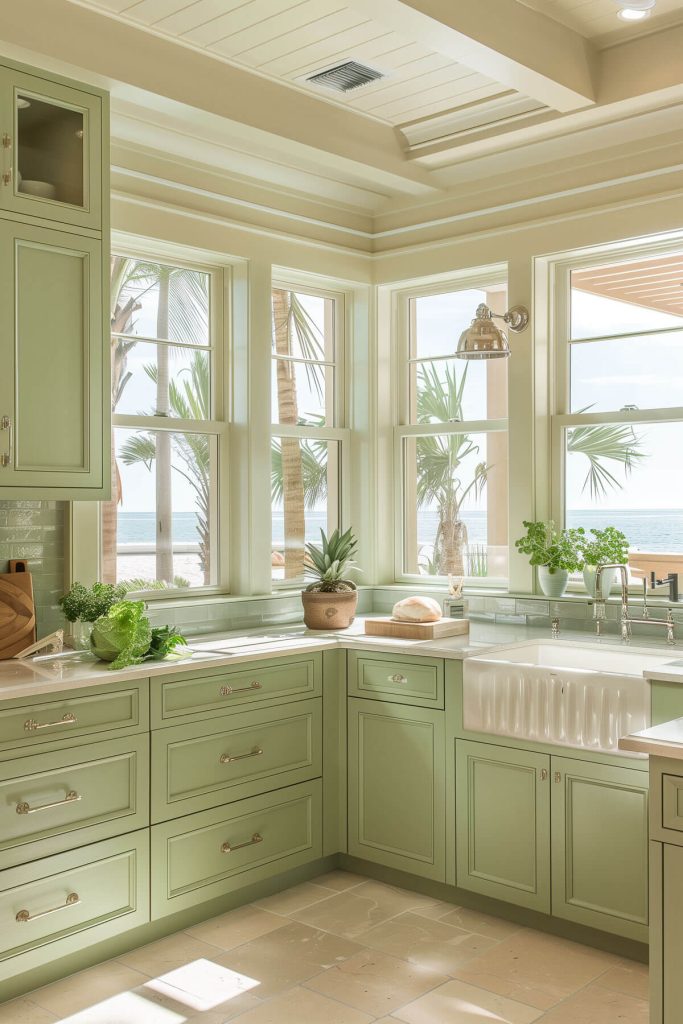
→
(185, 904, 285, 951)
(28, 961, 148, 1018)
(359, 910, 499, 974)
(536, 981, 648, 1023)
(226, 985, 374, 1023)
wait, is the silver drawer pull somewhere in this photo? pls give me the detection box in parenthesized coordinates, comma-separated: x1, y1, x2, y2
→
(220, 682, 262, 697)
(24, 713, 77, 732)
(221, 832, 263, 855)
(220, 746, 263, 765)
(16, 892, 80, 923)
(16, 790, 81, 815)
(388, 673, 408, 684)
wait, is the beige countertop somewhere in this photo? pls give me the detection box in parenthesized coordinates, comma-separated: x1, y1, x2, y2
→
(620, 719, 683, 759)
(2, 615, 683, 704)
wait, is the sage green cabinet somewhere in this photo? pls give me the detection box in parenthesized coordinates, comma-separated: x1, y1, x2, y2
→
(0, 62, 104, 231)
(348, 651, 444, 708)
(551, 756, 648, 942)
(348, 698, 445, 880)
(455, 740, 550, 913)
(660, 843, 683, 1022)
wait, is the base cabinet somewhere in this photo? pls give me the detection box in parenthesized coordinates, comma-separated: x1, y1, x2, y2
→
(455, 740, 550, 912)
(348, 698, 445, 881)
(551, 756, 648, 942)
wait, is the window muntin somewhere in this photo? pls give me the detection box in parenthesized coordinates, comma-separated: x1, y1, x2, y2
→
(102, 254, 221, 592)
(398, 279, 509, 583)
(270, 284, 345, 585)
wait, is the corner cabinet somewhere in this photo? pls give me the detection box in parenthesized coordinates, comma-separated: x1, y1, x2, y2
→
(0, 57, 109, 500)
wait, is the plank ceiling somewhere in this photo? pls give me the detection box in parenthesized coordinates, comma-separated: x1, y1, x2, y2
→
(572, 255, 683, 319)
(77, 0, 511, 126)
(522, 0, 683, 46)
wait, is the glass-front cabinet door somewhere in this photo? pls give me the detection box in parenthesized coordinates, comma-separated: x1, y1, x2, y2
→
(0, 67, 102, 230)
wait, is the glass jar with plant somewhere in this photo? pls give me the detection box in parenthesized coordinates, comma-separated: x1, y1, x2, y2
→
(515, 520, 585, 598)
(579, 527, 629, 600)
(58, 581, 128, 649)
(301, 527, 360, 630)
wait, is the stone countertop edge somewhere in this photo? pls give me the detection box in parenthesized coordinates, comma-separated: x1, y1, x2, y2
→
(620, 718, 683, 759)
(1, 615, 683, 703)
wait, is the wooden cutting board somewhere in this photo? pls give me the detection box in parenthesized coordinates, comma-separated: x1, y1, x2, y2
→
(0, 569, 36, 659)
(364, 616, 469, 640)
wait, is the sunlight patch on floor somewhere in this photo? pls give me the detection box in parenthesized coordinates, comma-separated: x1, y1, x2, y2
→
(144, 958, 260, 1012)
(57, 989, 187, 1023)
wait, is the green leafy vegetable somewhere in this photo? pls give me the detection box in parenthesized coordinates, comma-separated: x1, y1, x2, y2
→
(144, 626, 188, 662)
(90, 601, 152, 670)
(59, 582, 128, 623)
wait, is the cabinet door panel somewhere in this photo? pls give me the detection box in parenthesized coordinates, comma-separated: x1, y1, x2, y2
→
(0, 220, 106, 496)
(551, 756, 648, 942)
(348, 698, 445, 880)
(664, 843, 683, 1023)
(456, 740, 550, 912)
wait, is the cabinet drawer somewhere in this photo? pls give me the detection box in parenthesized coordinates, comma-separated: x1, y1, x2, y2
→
(0, 735, 149, 869)
(662, 774, 683, 832)
(0, 681, 148, 757)
(0, 831, 149, 981)
(152, 700, 322, 821)
(348, 651, 444, 708)
(151, 780, 322, 918)
(151, 655, 322, 727)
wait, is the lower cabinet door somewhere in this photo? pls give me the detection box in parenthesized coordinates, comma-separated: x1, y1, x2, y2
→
(0, 830, 149, 982)
(151, 780, 322, 919)
(663, 843, 683, 1022)
(347, 698, 445, 881)
(551, 756, 649, 942)
(456, 740, 550, 912)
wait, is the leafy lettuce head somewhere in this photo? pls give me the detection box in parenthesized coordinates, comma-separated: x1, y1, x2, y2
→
(90, 600, 152, 670)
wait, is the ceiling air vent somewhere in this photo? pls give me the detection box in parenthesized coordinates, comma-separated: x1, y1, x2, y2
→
(306, 61, 384, 93)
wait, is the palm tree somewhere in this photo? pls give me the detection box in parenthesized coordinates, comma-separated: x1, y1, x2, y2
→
(567, 416, 644, 498)
(271, 289, 326, 578)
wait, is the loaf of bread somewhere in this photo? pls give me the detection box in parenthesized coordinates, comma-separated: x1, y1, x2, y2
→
(392, 596, 442, 623)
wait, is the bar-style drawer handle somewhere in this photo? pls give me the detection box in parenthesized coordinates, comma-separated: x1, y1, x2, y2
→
(16, 790, 81, 815)
(221, 832, 263, 854)
(16, 892, 80, 923)
(220, 681, 262, 697)
(24, 712, 77, 732)
(388, 673, 408, 684)
(220, 746, 263, 765)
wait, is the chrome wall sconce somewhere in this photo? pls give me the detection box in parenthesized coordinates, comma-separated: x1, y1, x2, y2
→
(455, 303, 530, 360)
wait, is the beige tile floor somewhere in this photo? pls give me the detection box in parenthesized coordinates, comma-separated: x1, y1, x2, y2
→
(0, 871, 649, 1024)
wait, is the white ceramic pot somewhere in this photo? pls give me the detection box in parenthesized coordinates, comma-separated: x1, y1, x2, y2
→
(538, 565, 569, 598)
(583, 565, 618, 600)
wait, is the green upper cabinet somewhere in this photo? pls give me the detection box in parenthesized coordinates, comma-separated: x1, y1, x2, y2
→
(0, 63, 105, 232)
(0, 220, 109, 497)
(455, 740, 551, 913)
(348, 697, 445, 881)
(551, 756, 649, 943)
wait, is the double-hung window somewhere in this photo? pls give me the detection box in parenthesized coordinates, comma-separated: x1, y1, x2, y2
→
(552, 243, 683, 582)
(102, 251, 225, 592)
(395, 274, 509, 583)
(270, 281, 347, 584)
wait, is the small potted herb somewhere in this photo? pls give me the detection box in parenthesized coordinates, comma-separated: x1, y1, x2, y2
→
(579, 527, 629, 599)
(301, 527, 361, 630)
(515, 520, 585, 598)
(59, 581, 128, 648)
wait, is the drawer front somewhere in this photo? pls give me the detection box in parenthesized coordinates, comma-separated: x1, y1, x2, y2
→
(0, 830, 149, 980)
(152, 700, 322, 821)
(662, 774, 683, 832)
(0, 681, 148, 757)
(152, 655, 322, 727)
(151, 780, 322, 918)
(348, 651, 444, 708)
(0, 735, 149, 869)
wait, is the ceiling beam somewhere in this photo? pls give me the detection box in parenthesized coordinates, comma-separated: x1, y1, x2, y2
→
(0, 0, 438, 198)
(345, 0, 597, 112)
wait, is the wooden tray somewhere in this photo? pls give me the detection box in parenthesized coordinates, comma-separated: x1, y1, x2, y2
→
(0, 569, 36, 659)
(364, 616, 469, 640)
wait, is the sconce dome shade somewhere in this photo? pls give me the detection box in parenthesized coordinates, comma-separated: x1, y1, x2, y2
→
(455, 303, 510, 360)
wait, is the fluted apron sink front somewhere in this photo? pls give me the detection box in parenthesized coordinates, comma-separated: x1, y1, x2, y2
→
(463, 641, 678, 756)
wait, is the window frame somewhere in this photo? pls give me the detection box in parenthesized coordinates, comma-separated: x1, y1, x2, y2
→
(550, 235, 683, 592)
(103, 237, 231, 600)
(392, 269, 510, 588)
(270, 274, 351, 591)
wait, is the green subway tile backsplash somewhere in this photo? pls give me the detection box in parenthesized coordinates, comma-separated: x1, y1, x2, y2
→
(0, 501, 65, 638)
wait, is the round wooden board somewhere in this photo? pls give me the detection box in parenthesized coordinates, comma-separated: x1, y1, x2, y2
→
(0, 578, 36, 655)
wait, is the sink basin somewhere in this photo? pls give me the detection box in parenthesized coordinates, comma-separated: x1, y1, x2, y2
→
(463, 640, 678, 756)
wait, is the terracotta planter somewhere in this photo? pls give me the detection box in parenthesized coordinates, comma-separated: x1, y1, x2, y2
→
(301, 588, 358, 630)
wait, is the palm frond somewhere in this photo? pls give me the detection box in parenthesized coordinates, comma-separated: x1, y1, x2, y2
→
(567, 413, 645, 499)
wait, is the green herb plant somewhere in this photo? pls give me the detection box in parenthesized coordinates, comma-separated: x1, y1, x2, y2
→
(59, 582, 128, 623)
(579, 527, 629, 567)
(304, 527, 360, 593)
(515, 520, 585, 574)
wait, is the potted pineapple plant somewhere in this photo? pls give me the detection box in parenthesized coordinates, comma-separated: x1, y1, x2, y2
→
(302, 527, 360, 630)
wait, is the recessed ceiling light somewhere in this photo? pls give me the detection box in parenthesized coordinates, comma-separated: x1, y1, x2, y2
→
(617, 7, 651, 19)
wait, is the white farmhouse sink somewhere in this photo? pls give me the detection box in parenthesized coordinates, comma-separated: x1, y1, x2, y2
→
(463, 640, 678, 756)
